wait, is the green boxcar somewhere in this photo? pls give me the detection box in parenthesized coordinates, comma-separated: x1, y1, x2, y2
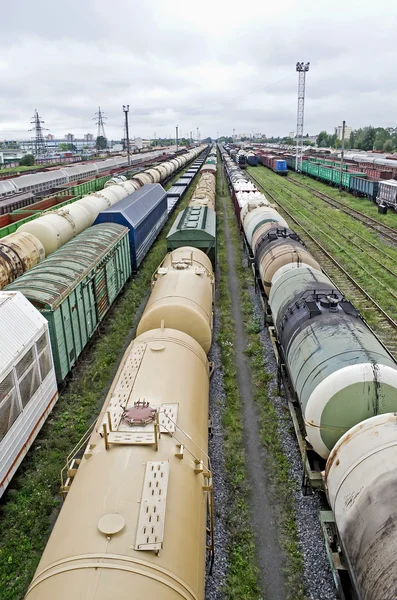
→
(331, 169, 367, 188)
(307, 162, 320, 177)
(167, 206, 216, 265)
(318, 165, 334, 183)
(5, 223, 131, 382)
(301, 161, 309, 173)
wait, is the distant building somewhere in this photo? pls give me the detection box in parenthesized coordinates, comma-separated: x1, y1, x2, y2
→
(46, 134, 54, 140)
(65, 133, 74, 141)
(289, 131, 295, 139)
(84, 133, 94, 141)
(335, 125, 352, 140)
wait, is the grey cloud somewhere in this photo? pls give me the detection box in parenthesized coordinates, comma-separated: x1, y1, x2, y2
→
(0, 0, 397, 140)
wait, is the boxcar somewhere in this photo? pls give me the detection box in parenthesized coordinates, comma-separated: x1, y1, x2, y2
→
(349, 176, 379, 201)
(0, 192, 36, 215)
(6, 224, 131, 382)
(376, 180, 397, 209)
(94, 184, 168, 271)
(167, 205, 216, 264)
(0, 291, 58, 498)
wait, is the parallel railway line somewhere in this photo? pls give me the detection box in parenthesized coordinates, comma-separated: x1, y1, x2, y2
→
(249, 171, 397, 360)
(286, 175, 397, 246)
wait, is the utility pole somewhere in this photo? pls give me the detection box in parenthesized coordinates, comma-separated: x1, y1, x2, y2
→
(30, 110, 48, 158)
(176, 125, 179, 153)
(295, 62, 310, 172)
(338, 120, 346, 193)
(94, 107, 107, 151)
(123, 105, 130, 166)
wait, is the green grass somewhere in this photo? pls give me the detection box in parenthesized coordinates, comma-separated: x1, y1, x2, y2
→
(216, 167, 263, 599)
(0, 160, 202, 600)
(219, 166, 306, 600)
(287, 170, 397, 229)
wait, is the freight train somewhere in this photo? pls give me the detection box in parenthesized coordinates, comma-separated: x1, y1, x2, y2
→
(0, 151, 168, 199)
(0, 148, 207, 500)
(272, 152, 397, 209)
(0, 147, 205, 289)
(220, 144, 397, 600)
(23, 149, 218, 600)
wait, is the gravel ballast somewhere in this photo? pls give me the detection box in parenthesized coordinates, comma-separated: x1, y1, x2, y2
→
(205, 289, 228, 599)
(245, 249, 337, 600)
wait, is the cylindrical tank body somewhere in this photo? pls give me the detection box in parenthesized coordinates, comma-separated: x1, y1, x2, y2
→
(240, 200, 271, 224)
(326, 413, 397, 600)
(0, 232, 45, 289)
(18, 209, 82, 256)
(137, 248, 214, 353)
(154, 165, 168, 180)
(145, 168, 161, 183)
(243, 206, 288, 247)
(72, 197, 100, 222)
(120, 180, 141, 194)
(104, 176, 126, 187)
(65, 202, 95, 231)
(94, 186, 127, 205)
(132, 172, 153, 186)
(255, 228, 321, 294)
(170, 159, 180, 171)
(25, 328, 210, 600)
(269, 266, 397, 457)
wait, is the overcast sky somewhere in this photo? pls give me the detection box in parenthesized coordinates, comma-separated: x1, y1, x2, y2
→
(1, 0, 396, 140)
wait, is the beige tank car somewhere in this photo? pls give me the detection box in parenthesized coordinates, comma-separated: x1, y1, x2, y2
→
(137, 247, 214, 353)
(25, 327, 211, 600)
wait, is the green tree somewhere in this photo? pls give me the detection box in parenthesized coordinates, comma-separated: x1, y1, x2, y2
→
(373, 128, 390, 150)
(96, 135, 107, 150)
(19, 154, 35, 166)
(349, 131, 355, 148)
(303, 140, 314, 146)
(317, 131, 329, 147)
(383, 139, 393, 152)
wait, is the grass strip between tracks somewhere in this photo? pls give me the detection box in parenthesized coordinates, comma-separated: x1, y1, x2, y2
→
(216, 168, 262, 598)
(218, 164, 306, 600)
(0, 164, 201, 600)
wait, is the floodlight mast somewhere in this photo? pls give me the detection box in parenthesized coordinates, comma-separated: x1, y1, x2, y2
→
(295, 62, 310, 173)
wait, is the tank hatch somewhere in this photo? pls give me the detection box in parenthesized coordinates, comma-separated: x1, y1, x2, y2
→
(122, 400, 156, 426)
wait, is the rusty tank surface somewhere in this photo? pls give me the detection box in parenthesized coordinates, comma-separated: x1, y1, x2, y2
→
(326, 413, 397, 600)
(25, 327, 211, 600)
(137, 247, 214, 352)
(0, 232, 45, 289)
(255, 228, 321, 295)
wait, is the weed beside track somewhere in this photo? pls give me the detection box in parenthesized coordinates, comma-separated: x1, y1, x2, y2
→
(218, 163, 306, 599)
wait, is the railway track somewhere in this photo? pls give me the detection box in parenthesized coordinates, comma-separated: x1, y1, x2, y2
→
(286, 176, 397, 246)
(249, 172, 397, 360)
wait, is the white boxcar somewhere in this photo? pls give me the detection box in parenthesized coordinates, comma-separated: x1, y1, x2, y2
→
(0, 291, 58, 498)
(376, 179, 397, 208)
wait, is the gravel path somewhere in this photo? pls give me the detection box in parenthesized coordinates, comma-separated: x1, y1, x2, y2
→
(244, 249, 337, 600)
(220, 197, 287, 600)
(205, 300, 228, 600)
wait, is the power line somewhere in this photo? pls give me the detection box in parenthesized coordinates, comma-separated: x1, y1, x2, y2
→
(29, 109, 48, 158)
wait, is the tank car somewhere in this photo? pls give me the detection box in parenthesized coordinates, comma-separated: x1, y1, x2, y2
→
(269, 264, 397, 458)
(326, 413, 397, 599)
(25, 327, 212, 600)
(137, 247, 214, 352)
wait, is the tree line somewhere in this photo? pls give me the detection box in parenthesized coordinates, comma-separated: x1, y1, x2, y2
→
(265, 127, 397, 153)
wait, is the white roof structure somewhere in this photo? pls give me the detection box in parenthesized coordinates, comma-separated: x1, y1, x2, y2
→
(0, 292, 47, 378)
